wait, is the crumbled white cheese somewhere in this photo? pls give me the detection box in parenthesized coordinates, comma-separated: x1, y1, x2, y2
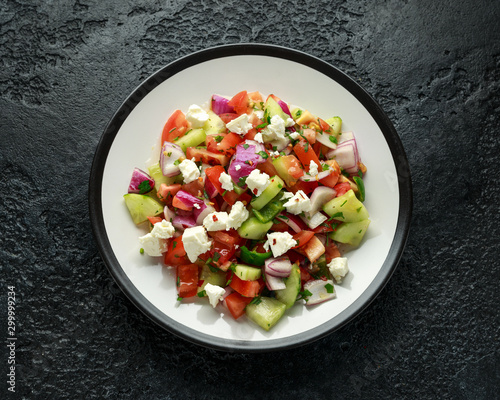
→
(138, 233, 169, 257)
(182, 226, 212, 262)
(246, 169, 270, 197)
(265, 231, 297, 258)
(185, 104, 209, 128)
(309, 160, 319, 177)
(289, 131, 300, 140)
(227, 201, 249, 230)
(281, 191, 294, 199)
(219, 172, 234, 191)
(254, 110, 265, 120)
(193, 203, 201, 209)
(204, 283, 226, 308)
(261, 114, 287, 143)
(253, 132, 264, 143)
(285, 117, 296, 127)
(226, 113, 253, 135)
(328, 257, 349, 283)
(203, 212, 229, 232)
(235, 164, 241, 171)
(151, 219, 175, 239)
(283, 190, 312, 215)
(179, 158, 200, 184)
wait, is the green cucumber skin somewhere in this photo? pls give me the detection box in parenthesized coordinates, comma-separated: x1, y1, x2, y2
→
(250, 175, 284, 210)
(234, 264, 262, 281)
(252, 192, 284, 223)
(237, 217, 273, 240)
(175, 128, 206, 152)
(329, 219, 370, 246)
(323, 189, 369, 222)
(274, 264, 301, 309)
(245, 297, 286, 331)
(123, 193, 163, 224)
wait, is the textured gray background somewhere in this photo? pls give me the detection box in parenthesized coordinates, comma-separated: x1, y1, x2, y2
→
(1, 0, 499, 399)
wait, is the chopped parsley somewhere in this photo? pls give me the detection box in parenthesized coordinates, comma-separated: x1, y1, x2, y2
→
(243, 143, 250, 149)
(325, 283, 334, 293)
(215, 135, 224, 143)
(258, 150, 268, 159)
(173, 159, 180, 166)
(340, 200, 347, 207)
(250, 297, 262, 305)
(197, 290, 206, 298)
(138, 180, 151, 194)
(329, 135, 338, 144)
(168, 127, 177, 133)
(329, 212, 344, 220)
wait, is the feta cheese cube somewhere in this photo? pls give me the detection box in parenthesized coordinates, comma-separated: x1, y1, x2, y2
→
(289, 131, 300, 140)
(253, 132, 264, 143)
(235, 164, 241, 171)
(265, 231, 297, 258)
(328, 257, 349, 283)
(219, 172, 234, 191)
(227, 201, 249, 230)
(182, 226, 212, 262)
(283, 190, 312, 215)
(246, 169, 270, 197)
(261, 115, 286, 141)
(138, 233, 168, 257)
(309, 160, 319, 177)
(203, 212, 229, 231)
(204, 283, 226, 308)
(226, 113, 253, 135)
(151, 219, 175, 239)
(185, 104, 209, 128)
(179, 158, 200, 184)
(285, 117, 296, 127)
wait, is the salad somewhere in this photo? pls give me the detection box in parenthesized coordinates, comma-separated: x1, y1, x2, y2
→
(123, 90, 370, 331)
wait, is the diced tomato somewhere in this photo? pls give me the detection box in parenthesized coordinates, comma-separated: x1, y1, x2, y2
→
(236, 192, 252, 206)
(228, 90, 250, 115)
(248, 91, 263, 105)
(181, 179, 204, 197)
(147, 216, 163, 225)
(177, 264, 199, 298)
(161, 110, 189, 144)
(225, 292, 252, 319)
(286, 249, 305, 265)
(186, 147, 229, 166)
(270, 220, 289, 232)
(302, 128, 316, 144)
(325, 240, 341, 263)
(229, 275, 264, 298)
(319, 161, 341, 188)
(208, 229, 241, 246)
(295, 235, 325, 263)
(257, 159, 279, 177)
(300, 267, 314, 285)
(219, 113, 240, 124)
(293, 139, 321, 171)
(157, 183, 182, 203)
(248, 111, 264, 127)
(266, 94, 281, 103)
(206, 134, 225, 154)
(252, 242, 269, 254)
(318, 118, 332, 133)
(289, 179, 318, 195)
(312, 218, 341, 233)
(243, 128, 257, 141)
(292, 231, 315, 249)
(172, 194, 192, 211)
(164, 236, 189, 266)
(211, 240, 237, 267)
(205, 165, 240, 205)
(334, 182, 351, 197)
(217, 132, 243, 156)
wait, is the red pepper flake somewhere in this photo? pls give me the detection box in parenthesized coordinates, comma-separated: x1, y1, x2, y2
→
(213, 215, 218, 222)
(249, 160, 254, 166)
(273, 239, 277, 245)
(253, 188, 258, 195)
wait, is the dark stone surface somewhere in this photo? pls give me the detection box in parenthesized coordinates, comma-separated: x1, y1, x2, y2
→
(1, 0, 499, 398)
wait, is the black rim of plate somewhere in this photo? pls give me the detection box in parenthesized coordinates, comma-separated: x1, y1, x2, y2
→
(88, 43, 413, 353)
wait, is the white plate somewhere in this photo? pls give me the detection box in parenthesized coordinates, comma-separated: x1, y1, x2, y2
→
(89, 44, 412, 352)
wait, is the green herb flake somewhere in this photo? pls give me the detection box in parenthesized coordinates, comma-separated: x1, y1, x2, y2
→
(177, 296, 183, 302)
(238, 177, 247, 187)
(173, 241, 177, 249)
(209, 265, 219, 273)
(356, 206, 362, 213)
(329, 212, 344, 220)
(213, 252, 221, 262)
(173, 159, 180, 166)
(277, 184, 283, 189)
(250, 297, 262, 305)
(243, 143, 250, 149)
(138, 180, 151, 194)
(169, 127, 177, 133)
(304, 141, 309, 152)
(258, 151, 269, 159)
(215, 135, 224, 143)
(340, 200, 347, 207)
(325, 283, 334, 293)
(139, 248, 144, 254)
(176, 276, 180, 287)
(329, 135, 338, 144)
(256, 122, 268, 129)
(197, 290, 206, 298)
(222, 190, 228, 196)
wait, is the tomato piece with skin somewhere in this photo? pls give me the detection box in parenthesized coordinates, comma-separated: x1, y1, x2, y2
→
(225, 292, 252, 319)
(205, 165, 240, 206)
(334, 182, 351, 197)
(172, 194, 192, 211)
(157, 183, 181, 203)
(147, 216, 163, 225)
(164, 236, 190, 266)
(325, 240, 341, 263)
(319, 160, 341, 188)
(292, 231, 315, 249)
(206, 134, 226, 154)
(177, 264, 199, 298)
(161, 110, 189, 144)
(257, 159, 279, 177)
(186, 147, 229, 166)
(217, 132, 243, 156)
(181, 179, 204, 197)
(229, 275, 264, 297)
(300, 266, 314, 285)
(294, 235, 325, 263)
(289, 179, 318, 195)
(228, 90, 250, 115)
(248, 91, 263, 105)
(208, 229, 241, 246)
(293, 139, 322, 172)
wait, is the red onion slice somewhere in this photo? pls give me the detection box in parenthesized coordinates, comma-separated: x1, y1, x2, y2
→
(160, 142, 185, 177)
(275, 213, 307, 233)
(128, 168, 155, 194)
(265, 272, 287, 290)
(303, 279, 336, 305)
(211, 94, 235, 115)
(277, 100, 292, 117)
(172, 214, 196, 229)
(175, 190, 205, 209)
(315, 130, 338, 149)
(265, 256, 292, 278)
(308, 186, 337, 215)
(326, 139, 359, 172)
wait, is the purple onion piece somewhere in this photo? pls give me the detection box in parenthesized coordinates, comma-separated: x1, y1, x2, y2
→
(265, 256, 293, 278)
(278, 100, 292, 117)
(128, 168, 155, 194)
(211, 94, 235, 115)
(265, 272, 287, 290)
(172, 215, 196, 230)
(160, 142, 185, 177)
(303, 279, 336, 305)
(175, 190, 205, 209)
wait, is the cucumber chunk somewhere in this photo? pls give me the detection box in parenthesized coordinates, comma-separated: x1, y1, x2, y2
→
(252, 192, 284, 223)
(250, 175, 284, 210)
(263, 96, 288, 123)
(148, 162, 177, 191)
(237, 217, 273, 240)
(325, 116, 342, 135)
(323, 189, 369, 222)
(197, 264, 227, 295)
(234, 264, 262, 281)
(124, 194, 163, 224)
(203, 110, 226, 136)
(246, 297, 286, 331)
(274, 264, 301, 309)
(329, 219, 371, 247)
(174, 128, 206, 152)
